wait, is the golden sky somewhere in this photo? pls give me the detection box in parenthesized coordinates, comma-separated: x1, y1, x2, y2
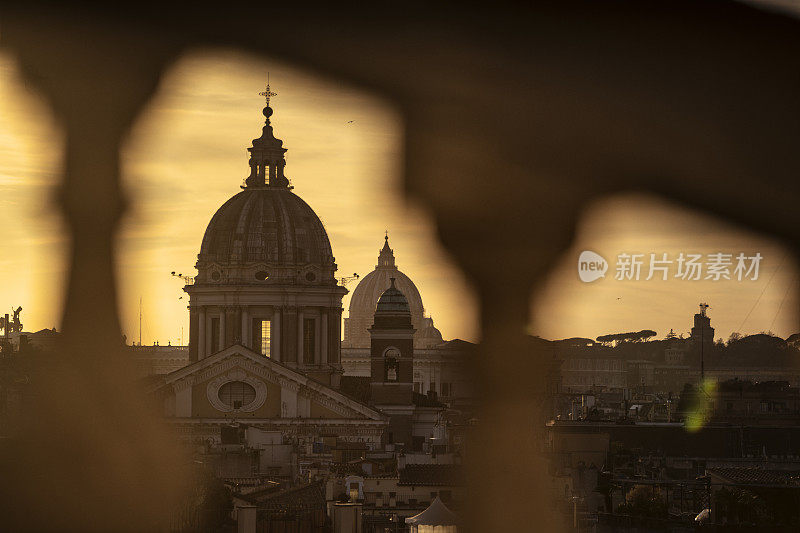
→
(533, 194, 798, 341)
(1, 48, 796, 345)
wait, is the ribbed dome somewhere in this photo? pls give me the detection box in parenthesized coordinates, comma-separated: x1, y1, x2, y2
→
(376, 278, 411, 314)
(349, 267, 423, 318)
(196, 188, 336, 284)
(371, 278, 413, 330)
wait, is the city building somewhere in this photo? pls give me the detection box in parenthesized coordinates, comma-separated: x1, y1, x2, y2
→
(341, 239, 477, 410)
(344, 236, 430, 350)
(147, 94, 390, 468)
(141, 93, 465, 533)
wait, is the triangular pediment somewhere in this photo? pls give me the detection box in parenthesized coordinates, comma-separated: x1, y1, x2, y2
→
(158, 344, 385, 421)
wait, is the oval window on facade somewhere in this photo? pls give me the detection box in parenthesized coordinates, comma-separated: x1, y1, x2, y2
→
(255, 271, 269, 281)
(218, 381, 256, 409)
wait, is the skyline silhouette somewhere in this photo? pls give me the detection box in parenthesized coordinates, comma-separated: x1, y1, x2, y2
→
(0, 49, 796, 346)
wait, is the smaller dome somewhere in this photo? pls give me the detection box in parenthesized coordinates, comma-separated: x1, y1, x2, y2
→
(418, 317, 444, 348)
(376, 278, 410, 314)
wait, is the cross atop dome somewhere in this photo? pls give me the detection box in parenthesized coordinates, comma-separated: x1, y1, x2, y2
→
(258, 74, 277, 106)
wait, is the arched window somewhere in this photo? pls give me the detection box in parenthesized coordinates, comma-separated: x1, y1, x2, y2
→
(384, 347, 400, 359)
(384, 347, 400, 382)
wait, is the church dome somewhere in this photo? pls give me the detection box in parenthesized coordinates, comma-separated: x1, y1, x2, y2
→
(186, 86, 347, 371)
(194, 95, 337, 286)
(197, 188, 335, 284)
(344, 236, 427, 347)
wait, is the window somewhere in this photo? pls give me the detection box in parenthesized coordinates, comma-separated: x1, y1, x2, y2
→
(441, 382, 451, 397)
(414, 382, 421, 393)
(252, 319, 271, 357)
(210, 317, 220, 352)
(303, 318, 316, 363)
(348, 483, 359, 501)
(261, 320, 271, 357)
(385, 347, 401, 359)
(218, 381, 256, 409)
(386, 358, 398, 382)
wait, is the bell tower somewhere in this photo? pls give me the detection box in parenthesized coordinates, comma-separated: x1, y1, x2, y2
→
(369, 278, 415, 447)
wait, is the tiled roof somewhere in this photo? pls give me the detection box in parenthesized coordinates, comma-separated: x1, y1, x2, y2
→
(251, 480, 327, 510)
(399, 464, 465, 486)
(709, 467, 800, 487)
(229, 479, 282, 497)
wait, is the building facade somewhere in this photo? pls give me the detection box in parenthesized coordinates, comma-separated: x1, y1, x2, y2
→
(185, 98, 346, 388)
(341, 240, 476, 409)
(150, 93, 389, 471)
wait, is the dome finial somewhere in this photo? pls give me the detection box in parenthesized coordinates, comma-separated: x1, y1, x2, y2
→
(258, 73, 277, 123)
(245, 77, 290, 190)
(378, 231, 396, 268)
